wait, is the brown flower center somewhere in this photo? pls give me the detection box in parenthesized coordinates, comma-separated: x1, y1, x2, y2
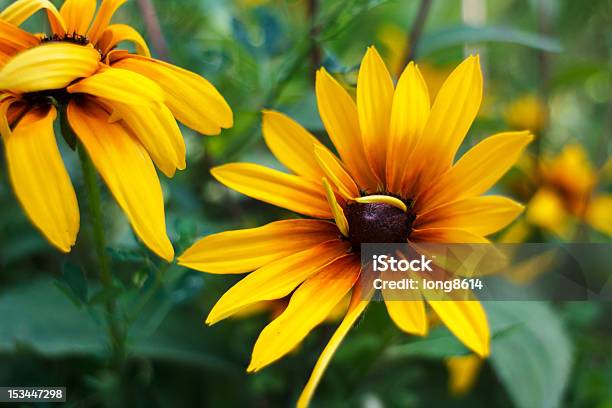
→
(41, 33, 90, 46)
(345, 198, 415, 252)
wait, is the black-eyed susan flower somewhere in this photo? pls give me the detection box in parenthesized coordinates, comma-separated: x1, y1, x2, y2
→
(525, 144, 611, 237)
(0, 0, 232, 260)
(179, 47, 532, 406)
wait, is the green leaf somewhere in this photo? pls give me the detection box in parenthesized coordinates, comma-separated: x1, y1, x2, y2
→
(88, 286, 123, 306)
(384, 327, 469, 359)
(418, 25, 563, 57)
(0, 278, 240, 374)
(486, 302, 573, 408)
(56, 262, 88, 305)
(0, 279, 104, 356)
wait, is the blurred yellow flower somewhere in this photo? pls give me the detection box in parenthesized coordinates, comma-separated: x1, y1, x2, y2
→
(447, 354, 483, 396)
(179, 47, 531, 406)
(504, 93, 548, 134)
(526, 144, 611, 237)
(0, 0, 233, 259)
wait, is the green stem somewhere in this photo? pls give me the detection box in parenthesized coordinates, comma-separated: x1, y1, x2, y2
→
(77, 143, 126, 368)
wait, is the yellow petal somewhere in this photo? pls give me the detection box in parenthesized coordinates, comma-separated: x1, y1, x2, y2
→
(357, 46, 394, 183)
(0, 0, 65, 35)
(0, 19, 40, 55)
(67, 99, 174, 261)
(3, 105, 79, 252)
(87, 0, 127, 44)
(314, 145, 359, 200)
(447, 354, 482, 396)
(384, 298, 427, 335)
(297, 284, 371, 408)
(386, 62, 430, 194)
(315, 67, 378, 191)
(60, 0, 96, 35)
(248, 254, 360, 372)
(68, 67, 164, 106)
(586, 195, 612, 236)
(101, 100, 185, 177)
(111, 55, 232, 135)
(322, 178, 349, 237)
(262, 110, 327, 179)
(206, 240, 350, 324)
(0, 43, 99, 93)
(98, 24, 151, 57)
(354, 194, 407, 212)
(178, 219, 340, 274)
(416, 196, 524, 236)
(211, 163, 332, 218)
(417, 131, 533, 213)
(409, 56, 482, 193)
(427, 300, 490, 357)
(410, 227, 490, 243)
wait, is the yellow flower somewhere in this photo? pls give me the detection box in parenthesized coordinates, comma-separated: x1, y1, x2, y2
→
(446, 354, 482, 396)
(504, 93, 548, 134)
(179, 47, 532, 406)
(0, 0, 233, 260)
(526, 144, 612, 236)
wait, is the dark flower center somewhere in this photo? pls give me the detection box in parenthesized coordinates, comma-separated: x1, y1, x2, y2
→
(41, 33, 90, 46)
(345, 199, 416, 252)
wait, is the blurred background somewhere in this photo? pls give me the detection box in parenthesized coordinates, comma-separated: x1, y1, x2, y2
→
(0, 0, 610, 406)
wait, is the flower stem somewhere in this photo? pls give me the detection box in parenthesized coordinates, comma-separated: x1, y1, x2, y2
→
(77, 143, 126, 369)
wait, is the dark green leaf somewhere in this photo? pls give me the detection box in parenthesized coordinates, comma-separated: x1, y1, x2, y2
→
(418, 25, 563, 57)
(486, 302, 573, 408)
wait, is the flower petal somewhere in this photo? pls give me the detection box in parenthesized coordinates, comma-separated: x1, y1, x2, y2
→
(211, 163, 332, 218)
(68, 67, 164, 106)
(410, 227, 490, 243)
(384, 298, 427, 335)
(60, 0, 96, 35)
(178, 219, 340, 274)
(416, 196, 524, 236)
(447, 354, 482, 396)
(427, 300, 490, 357)
(386, 62, 430, 194)
(0, 0, 65, 35)
(586, 195, 612, 236)
(297, 283, 371, 408)
(101, 100, 185, 177)
(87, 0, 127, 44)
(322, 178, 349, 237)
(357, 46, 394, 183)
(98, 23, 151, 57)
(417, 131, 533, 213)
(206, 240, 350, 324)
(3, 105, 79, 252)
(0, 19, 40, 56)
(68, 99, 174, 261)
(262, 110, 327, 179)
(111, 55, 232, 135)
(315, 67, 378, 191)
(408, 56, 482, 195)
(248, 254, 360, 372)
(0, 43, 99, 93)
(314, 145, 359, 200)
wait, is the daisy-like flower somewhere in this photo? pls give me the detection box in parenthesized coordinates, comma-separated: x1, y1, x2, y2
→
(0, 0, 232, 260)
(525, 144, 611, 237)
(179, 47, 532, 406)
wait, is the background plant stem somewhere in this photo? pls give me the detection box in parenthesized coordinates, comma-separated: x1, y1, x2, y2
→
(77, 144, 126, 369)
(400, 0, 433, 71)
